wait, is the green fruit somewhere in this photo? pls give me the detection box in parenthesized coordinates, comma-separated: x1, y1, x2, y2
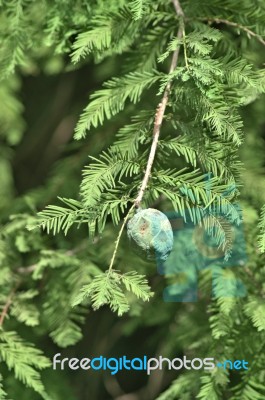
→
(127, 208, 173, 261)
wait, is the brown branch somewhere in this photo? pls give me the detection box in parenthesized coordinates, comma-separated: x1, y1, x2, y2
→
(198, 17, 265, 46)
(17, 263, 37, 274)
(0, 284, 19, 327)
(17, 242, 88, 275)
(134, 0, 185, 207)
(172, 0, 184, 17)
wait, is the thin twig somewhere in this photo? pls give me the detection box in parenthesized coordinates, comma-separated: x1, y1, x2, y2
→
(17, 242, 87, 275)
(0, 284, 19, 327)
(182, 25, 190, 70)
(198, 17, 265, 46)
(17, 264, 37, 274)
(172, 0, 184, 17)
(134, 0, 185, 207)
(106, 0, 185, 273)
(108, 204, 135, 274)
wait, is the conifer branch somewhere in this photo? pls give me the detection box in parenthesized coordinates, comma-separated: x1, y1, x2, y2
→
(172, 0, 184, 17)
(0, 285, 19, 327)
(198, 17, 265, 46)
(134, 0, 185, 207)
(108, 204, 135, 274)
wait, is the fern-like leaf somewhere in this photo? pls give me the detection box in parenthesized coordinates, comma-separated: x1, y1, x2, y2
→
(27, 197, 85, 235)
(258, 205, 265, 253)
(74, 71, 161, 139)
(72, 270, 153, 316)
(0, 330, 50, 397)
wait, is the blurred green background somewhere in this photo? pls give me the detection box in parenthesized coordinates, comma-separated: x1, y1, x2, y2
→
(1, 1, 265, 399)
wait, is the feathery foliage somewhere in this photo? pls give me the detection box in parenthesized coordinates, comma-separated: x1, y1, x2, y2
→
(1, 0, 265, 398)
(0, 330, 50, 397)
(72, 270, 153, 316)
(74, 71, 161, 139)
(258, 205, 265, 253)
